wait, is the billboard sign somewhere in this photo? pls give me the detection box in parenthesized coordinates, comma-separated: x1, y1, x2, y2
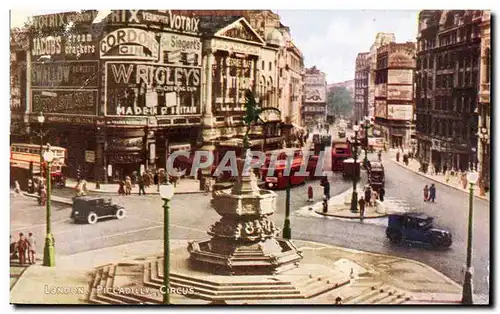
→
(31, 61, 99, 88)
(375, 84, 387, 98)
(31, 89, 98, 115)
(388, 69, 413, 85)
(105, 62, 201, 116)
(374, 100, 387, 118)
(387, 104, 413, 120)
(387, 85, 413, 101)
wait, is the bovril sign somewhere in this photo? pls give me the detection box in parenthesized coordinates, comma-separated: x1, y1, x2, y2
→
(100, 28, 159, 61)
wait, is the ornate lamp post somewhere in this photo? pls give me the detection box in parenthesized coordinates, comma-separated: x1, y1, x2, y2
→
(42, 149, 55, 267)
(361, 116, 372, 168)
(350, 123, 360, 213)
(159, 183, 175, 304)
(478, 128, 489, 196)
(33, 112, 47, 171)
(283, 157, 292, 239)
(462, 170, 479, 304)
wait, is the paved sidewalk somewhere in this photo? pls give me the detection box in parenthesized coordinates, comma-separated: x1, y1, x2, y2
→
(65, 178, 204, 195)
(301, 187, 413, 220)
(388, 155, 489, 201)
(10, 239, 474, 305)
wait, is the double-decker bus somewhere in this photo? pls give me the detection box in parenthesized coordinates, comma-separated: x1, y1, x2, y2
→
(331, 140, 352, 171)
(261, 148, 306, 189)
(10, 143, 67, 188)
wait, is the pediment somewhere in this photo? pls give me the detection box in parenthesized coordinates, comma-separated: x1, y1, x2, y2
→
(215, 17, 265, 46)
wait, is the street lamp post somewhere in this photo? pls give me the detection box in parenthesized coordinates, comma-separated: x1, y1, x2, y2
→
(478, 128, 489, 196)
(42, 149, 55, 267)
(283, 157, 292, 239)
(350, 124, 360, 213)
(362, 117, 372, 168)
(159, 183, 175, 304)
(462, 171, 479, 304)
(35, 112, 46, 171)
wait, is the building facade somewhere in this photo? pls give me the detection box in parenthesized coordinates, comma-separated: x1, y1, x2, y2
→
(368, 33, 395, 119)
(354, 52, 370, 122)
(415, 10, 484, 173)
(11, 10, 304, 182)
(374, 42, 416, 149)
(478, 10, 491, 193)
(302, 66, 327, 126)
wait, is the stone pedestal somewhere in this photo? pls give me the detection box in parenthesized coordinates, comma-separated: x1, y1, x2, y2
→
(188, 157, 303, 275)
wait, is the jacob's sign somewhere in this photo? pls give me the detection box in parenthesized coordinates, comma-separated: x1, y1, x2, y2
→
(100, 28, 159, 61)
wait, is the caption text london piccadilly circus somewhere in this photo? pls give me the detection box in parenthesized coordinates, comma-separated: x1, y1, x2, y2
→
(165, 149, 331, 178)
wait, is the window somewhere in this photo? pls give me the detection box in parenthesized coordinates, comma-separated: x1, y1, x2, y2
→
(261, 60, 265, 70)
(269, 62, 272, 71)
(485, 47, 491, 83)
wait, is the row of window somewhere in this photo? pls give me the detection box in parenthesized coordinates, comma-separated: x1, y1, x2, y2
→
(416, 94, 477, 113)
(416, 114, 476, 141)
(417, 68, 479, 91)
(418, 23, 480, 52)
(418, 50, 480, 70)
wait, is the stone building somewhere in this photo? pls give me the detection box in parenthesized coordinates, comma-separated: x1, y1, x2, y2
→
(354, 52, 370, 122)
(478, 10, 490, 193)
(374, 42, 416, 149)
(415, 10, 484, 173)
(368, 33, 395, 118)
(302, 66, 327, 126)
(10, 10, 303, 182)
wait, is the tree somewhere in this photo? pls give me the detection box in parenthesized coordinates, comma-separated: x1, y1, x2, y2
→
(327, 86, 353, 117)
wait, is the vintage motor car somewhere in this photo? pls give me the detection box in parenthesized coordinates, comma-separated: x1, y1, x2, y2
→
(71, 196, 126, 224)
(368, 161, 385, 192)
(386, 213, 452, 248)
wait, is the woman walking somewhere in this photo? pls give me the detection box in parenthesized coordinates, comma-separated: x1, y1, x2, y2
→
(423, 184, 429, 202)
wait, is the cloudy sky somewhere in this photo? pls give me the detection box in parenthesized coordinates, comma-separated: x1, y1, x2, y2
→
(277, 10, 420, 84)
(11, 9, 419, 84)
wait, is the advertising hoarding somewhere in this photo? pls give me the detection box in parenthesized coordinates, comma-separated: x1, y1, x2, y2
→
(387, 104, 413, 120)
(105, 62, 201, 116)
(374, 100, 387, 118)
(31, 89, 98, 115)
(375, 84, 387, 98)
(31, 61, 99, 88)
(387, 85, 413, 101)
(388, 69, 413, 85)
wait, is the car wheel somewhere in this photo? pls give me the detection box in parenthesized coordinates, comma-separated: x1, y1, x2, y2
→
(115, 208, 126, 220)
(87, 212, 98, 224)
(388, 232, 402, 244)
(431, 237, 444, 248)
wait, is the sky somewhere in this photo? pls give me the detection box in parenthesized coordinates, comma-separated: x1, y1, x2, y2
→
(277, 10, 420, 84)
(13, 9, 419, 84)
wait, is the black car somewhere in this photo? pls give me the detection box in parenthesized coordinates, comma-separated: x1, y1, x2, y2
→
(386, 213, 452, 248)
(71, 196, 126, 224)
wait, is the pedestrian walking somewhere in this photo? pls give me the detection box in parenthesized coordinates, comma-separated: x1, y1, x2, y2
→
(429, 183, 436, 203)
(17, 233, 28, 265)
(125, 176, 132, 195)
(27, 232, 36, 264)
(40, 186, 47, 206)
(118, 180, 125, 195)
(28, 179, 34, 194)
(10, 235, 18, 260)
(307, 185, 314, 202)
(371, 190, 378, 205)
(204, 178, 211, 195)
(364, 186, 372, 207)
(396, 151, 400, 162)
(14, 180, 21, 196)
(322, 196, 328, 213)
(138, 175, 146, 195)
(423, 184, 429, 202)
(378, 150, 382, 162)
(378, 186, 385, 202)
(320, 177, 330, 200)
(358, 196, 366, 219)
